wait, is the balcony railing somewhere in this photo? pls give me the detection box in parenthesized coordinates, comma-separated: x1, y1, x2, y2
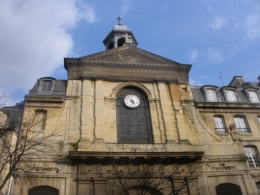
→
(215, 128, 228, 133)
(237, 128, 251, 133)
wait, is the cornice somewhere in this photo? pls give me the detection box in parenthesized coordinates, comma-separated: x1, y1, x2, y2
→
(64, 46, 191, 71)
(195, 102, 260, 109)
(65, 60, 191, 71)
(69, 151, 204, 163)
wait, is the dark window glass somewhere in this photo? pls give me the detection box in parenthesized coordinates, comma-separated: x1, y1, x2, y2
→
(116, 87, 153, 144)
(28, 186, 59, 195)
(216, 183, 242, 195)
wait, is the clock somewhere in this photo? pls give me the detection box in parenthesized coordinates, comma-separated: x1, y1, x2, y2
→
(124, 95, 140, 108)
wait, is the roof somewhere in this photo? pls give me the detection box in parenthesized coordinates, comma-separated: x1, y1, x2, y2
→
(191, 80, 260, 104)
(113, 24, 131, 32)
(26, 77, 67, 97)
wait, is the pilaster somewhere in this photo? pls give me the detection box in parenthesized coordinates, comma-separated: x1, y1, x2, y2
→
(157, 82, 176, 143)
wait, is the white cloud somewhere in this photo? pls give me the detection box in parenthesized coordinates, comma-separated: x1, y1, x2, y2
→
(120, 0, 133, 17)
(0, 0, 96, 101)
(208, 16, 227, 29)
(189, 48, 224, 64)
(190, 50, 199, 62)
(245, 14, 260, 40)
(204, 48, 224, 63)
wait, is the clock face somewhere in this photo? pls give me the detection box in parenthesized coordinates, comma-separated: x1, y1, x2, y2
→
(124, 95, 140, 108)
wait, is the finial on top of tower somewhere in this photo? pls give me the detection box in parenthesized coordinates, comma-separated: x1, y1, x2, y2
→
(117, 16, 122, 24)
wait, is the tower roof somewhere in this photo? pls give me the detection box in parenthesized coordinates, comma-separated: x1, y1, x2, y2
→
(103, 18, 138, 50)
(113, 24, 131, 32)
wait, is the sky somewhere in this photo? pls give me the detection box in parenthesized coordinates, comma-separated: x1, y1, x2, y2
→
(0, 0, 260, 104)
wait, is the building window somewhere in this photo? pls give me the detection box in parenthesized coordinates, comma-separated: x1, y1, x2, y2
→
(116, 87, 153, 144)
(225, 90, 238, 102)
(214, 116, 227, 133)
(216, 183, 242, 195)
(248, 91, 260, 103)
(205, 89, 218, 102)
(234, 116, 250, 133)
(29, 186, 59, 195)
(42, 80, 52, 91)
(244, 147, 260, 168)
(34, 110, 47, 130)
(256, 182, 260, 194)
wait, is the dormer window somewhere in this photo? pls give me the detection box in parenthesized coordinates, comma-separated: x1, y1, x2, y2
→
(248, 91, 260, 103)
(205, 89, 218, 102)
(225, 90, 238, 102)
(42, 80, 52, 91)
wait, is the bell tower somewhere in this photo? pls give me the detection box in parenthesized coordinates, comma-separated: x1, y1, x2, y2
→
(103, 17, 138, 50)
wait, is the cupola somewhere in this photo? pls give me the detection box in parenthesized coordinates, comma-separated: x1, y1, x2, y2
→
(103, 17, 138, 50)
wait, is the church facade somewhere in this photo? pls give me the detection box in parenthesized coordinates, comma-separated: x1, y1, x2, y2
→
(1, 23, 260, 195)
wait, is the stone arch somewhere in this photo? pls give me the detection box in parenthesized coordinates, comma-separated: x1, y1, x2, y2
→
(111, 82, 152, 99)
(28, 186, 59, 195)
(215, 183, 242, 195)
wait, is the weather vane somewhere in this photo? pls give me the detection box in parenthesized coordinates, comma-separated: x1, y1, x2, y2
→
(117, 16, 122, 24)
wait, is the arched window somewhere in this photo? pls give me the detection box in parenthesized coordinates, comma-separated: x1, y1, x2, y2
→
(116, 86, 153, 144)
(216, 183, 242, 195)
(117, 37, 126, 47)
(28, 186, 59, 195)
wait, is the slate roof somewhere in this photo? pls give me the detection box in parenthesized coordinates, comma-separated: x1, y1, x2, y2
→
(27, 77, 67, 97)
(191, 77, 260, 104)
(0, 102, 24, 131)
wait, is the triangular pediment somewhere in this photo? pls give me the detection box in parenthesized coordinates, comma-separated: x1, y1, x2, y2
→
(79, 45, 181, 66)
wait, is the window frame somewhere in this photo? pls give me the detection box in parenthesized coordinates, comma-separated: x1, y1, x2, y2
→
(34, 110, 47, 130)
(38, 77, 56, 92)
(214, 116, 228, 133)
(205, 88, 219, 102)
(224, 89, 239, 103)
(42, 80, 52, 91)
(116, 86, 153, 144)
(234, 116, 251, 133)
(244, 146, 260, 168)
(247, 90, 260, 103)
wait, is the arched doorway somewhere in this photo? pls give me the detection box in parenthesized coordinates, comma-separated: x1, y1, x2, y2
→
(216, 183, 242, 195)
(28, 186, 59, 195)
